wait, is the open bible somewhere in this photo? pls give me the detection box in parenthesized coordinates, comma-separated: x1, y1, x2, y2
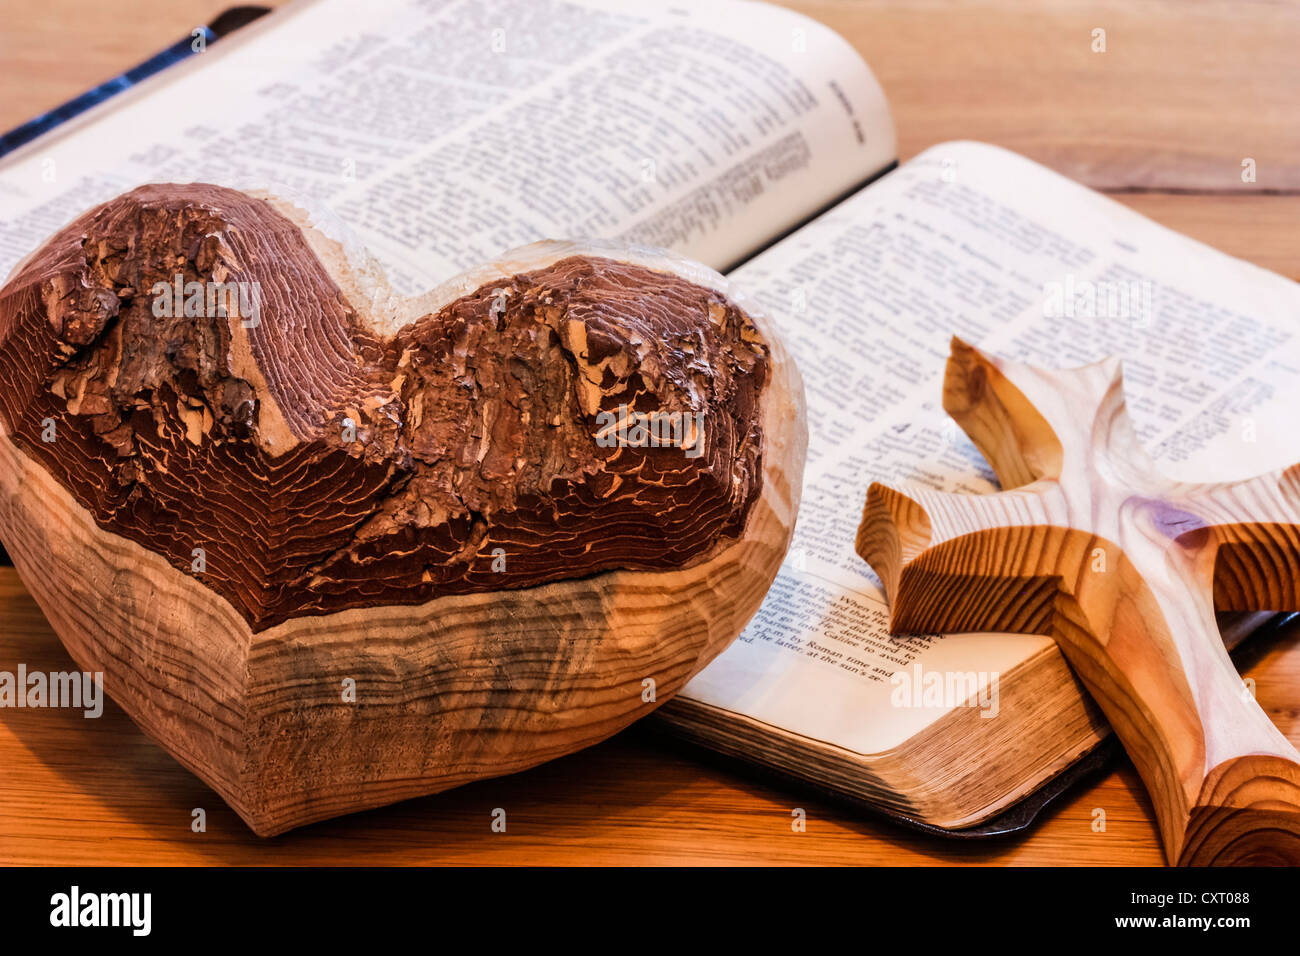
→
(2, 0, 1297, 833)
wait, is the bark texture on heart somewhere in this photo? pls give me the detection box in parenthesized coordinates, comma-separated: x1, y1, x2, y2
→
(0, 184, 806, 835)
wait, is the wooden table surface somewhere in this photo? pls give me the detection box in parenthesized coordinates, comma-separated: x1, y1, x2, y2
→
(2, 0, 1299, 866)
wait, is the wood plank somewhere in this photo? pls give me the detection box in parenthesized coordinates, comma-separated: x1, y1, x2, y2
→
(3, 563, 1297, 865)
(0, 0, 239, 132)
(781, 0, 1300, 191)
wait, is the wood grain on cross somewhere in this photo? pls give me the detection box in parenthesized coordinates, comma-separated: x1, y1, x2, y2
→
(856, 338, 1300, 866)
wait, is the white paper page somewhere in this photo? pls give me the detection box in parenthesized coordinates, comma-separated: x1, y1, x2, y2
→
(0, 0, 895, 290)
(683, 140, 1300, 753)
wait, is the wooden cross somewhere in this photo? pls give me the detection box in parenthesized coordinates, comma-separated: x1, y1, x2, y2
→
(856, 337, 1300, 866)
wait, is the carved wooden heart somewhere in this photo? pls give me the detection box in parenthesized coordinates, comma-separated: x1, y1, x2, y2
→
(0, 184, 806, 835)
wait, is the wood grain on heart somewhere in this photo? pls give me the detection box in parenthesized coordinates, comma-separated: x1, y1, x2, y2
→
(0, 184, 807, 835)
(856, 337, 1300, 866)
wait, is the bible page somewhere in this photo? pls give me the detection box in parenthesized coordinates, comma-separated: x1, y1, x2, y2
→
(680, 139, 1300, 753)
(0, 0, 895, 291)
